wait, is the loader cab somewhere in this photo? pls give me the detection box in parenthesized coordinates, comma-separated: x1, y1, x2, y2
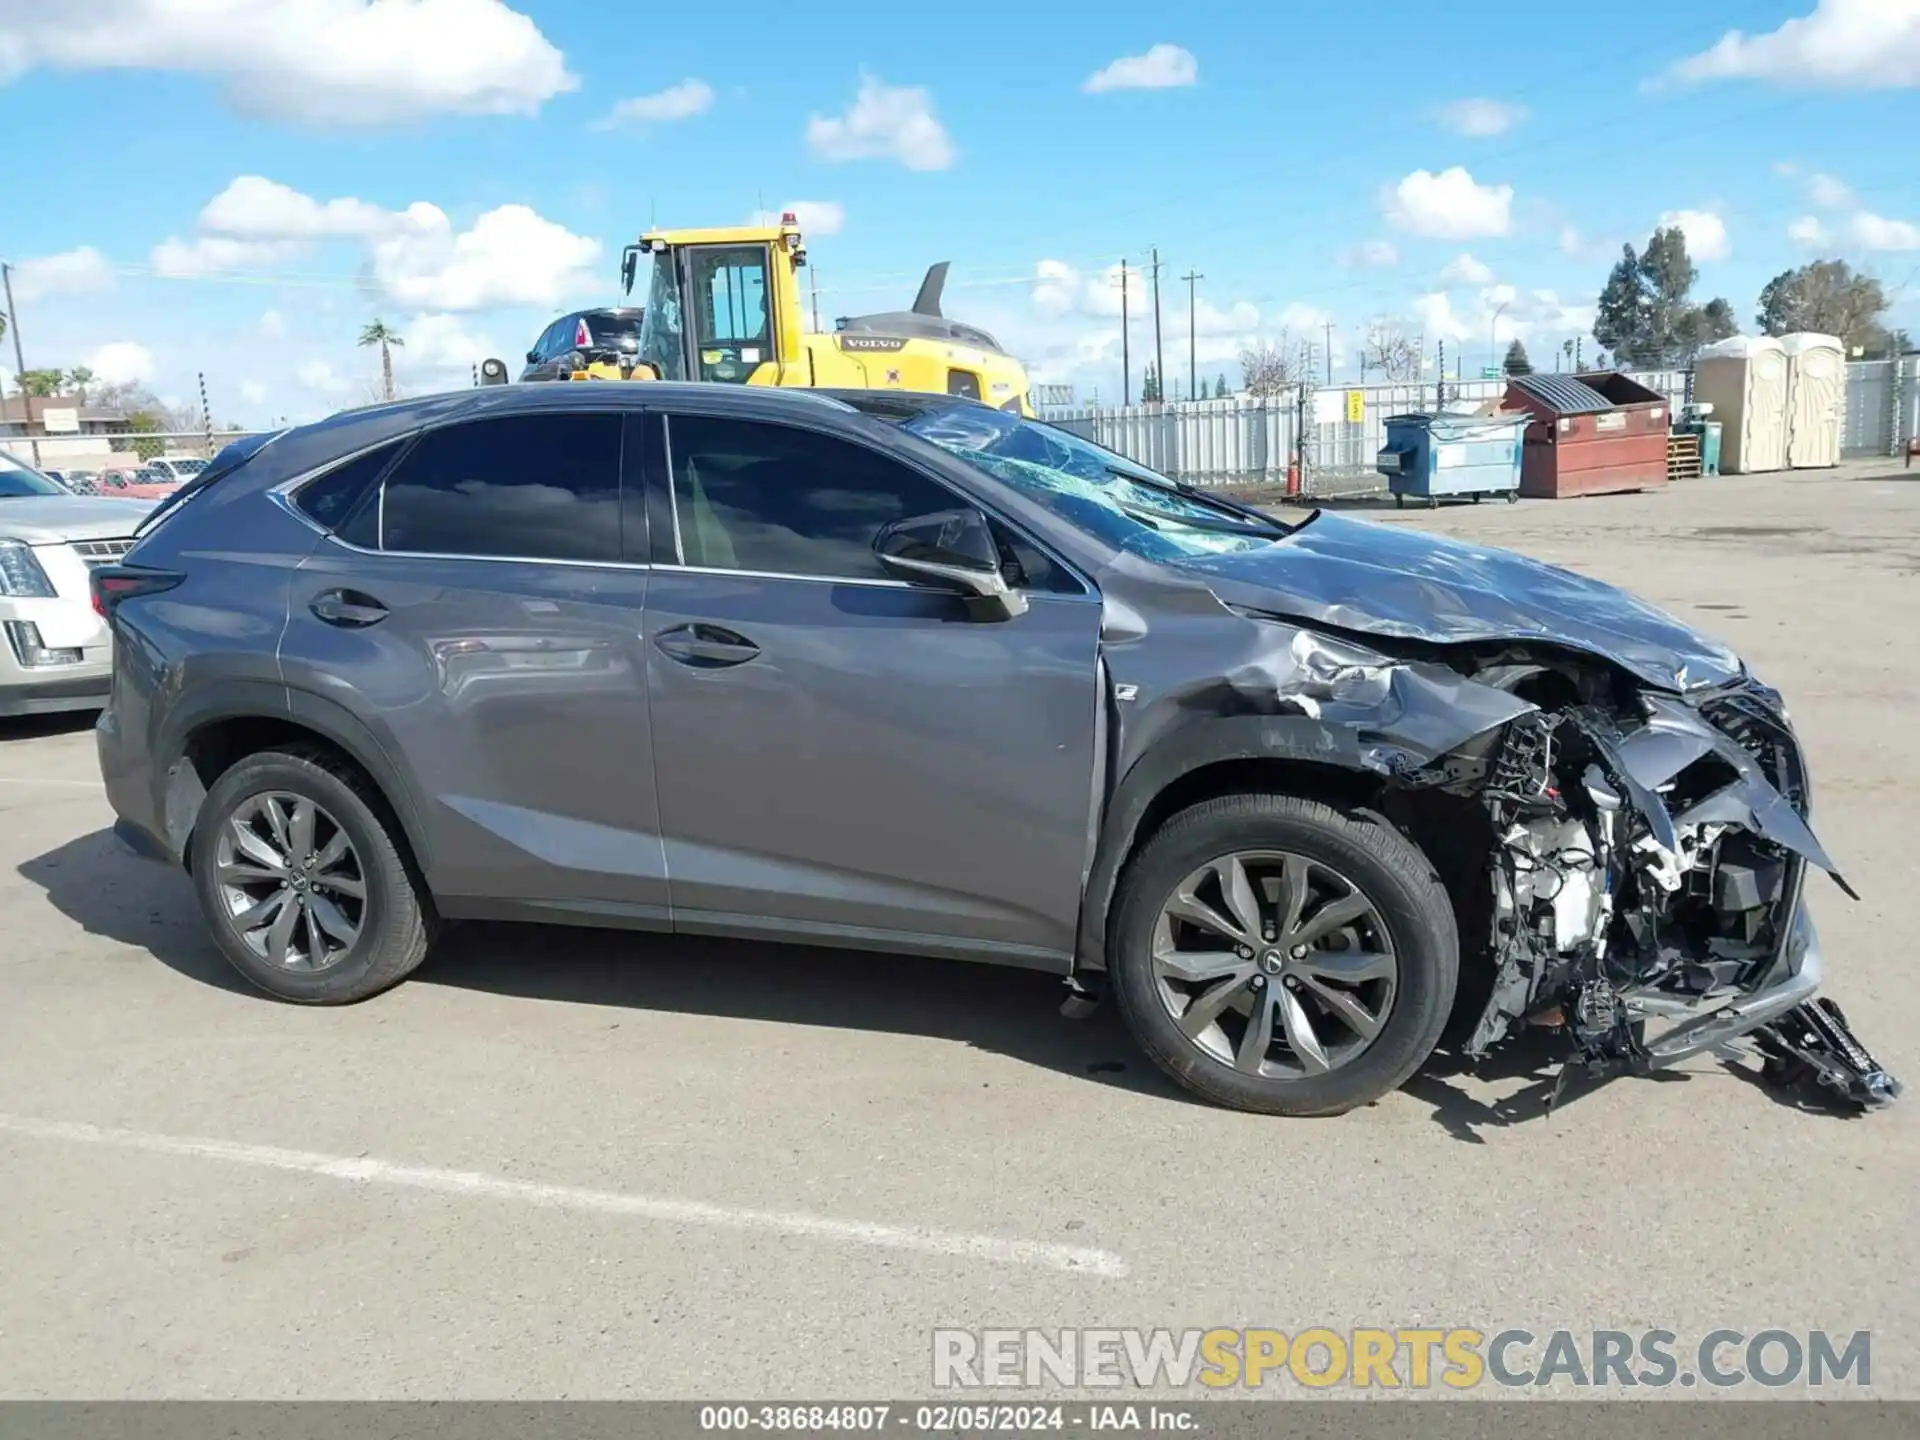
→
(624, 220, 805, 387)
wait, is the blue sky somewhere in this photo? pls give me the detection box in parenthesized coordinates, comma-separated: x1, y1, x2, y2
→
(1, 0, 1915, 422)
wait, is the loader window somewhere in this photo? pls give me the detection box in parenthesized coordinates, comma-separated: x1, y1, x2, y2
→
(637, 251, 688, 382)
(690, 245, 772, 383)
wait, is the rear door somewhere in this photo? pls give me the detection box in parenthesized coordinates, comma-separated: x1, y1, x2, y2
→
(640, 408, 1104, 965)
(279, 406, 667, 920)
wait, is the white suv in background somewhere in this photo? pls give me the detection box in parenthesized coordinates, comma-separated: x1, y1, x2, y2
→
(0, 452, 154, 717)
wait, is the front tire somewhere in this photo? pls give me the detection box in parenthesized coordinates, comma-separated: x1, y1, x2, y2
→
(190, 747, 433, 1004)
(1108, 794, 1458, 1115)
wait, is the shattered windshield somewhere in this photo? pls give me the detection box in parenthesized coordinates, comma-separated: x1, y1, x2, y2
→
(902, 404, 1287, 560)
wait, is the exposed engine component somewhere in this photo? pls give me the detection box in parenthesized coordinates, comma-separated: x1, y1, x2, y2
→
(1445, 668, 1899, 1112)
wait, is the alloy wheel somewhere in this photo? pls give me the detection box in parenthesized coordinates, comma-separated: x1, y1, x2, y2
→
(1151, 850, 1398, 1079)
(213, 791, 367, 972)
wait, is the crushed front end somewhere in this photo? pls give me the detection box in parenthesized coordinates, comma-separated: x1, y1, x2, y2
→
(1423, 669, 1899, 1112)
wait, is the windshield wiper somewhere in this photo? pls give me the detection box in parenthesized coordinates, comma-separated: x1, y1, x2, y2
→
(1106, 467, 1290, 536)
(1115, 501, 1285, 538)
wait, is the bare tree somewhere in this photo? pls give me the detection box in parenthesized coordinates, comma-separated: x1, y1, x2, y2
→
(1237, 331, 1301, 398)
(1362, 321, 1421, 381)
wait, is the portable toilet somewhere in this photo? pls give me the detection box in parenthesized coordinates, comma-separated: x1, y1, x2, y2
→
(1781, 332, 1845, 469)
(1693, 336, 1788, 473)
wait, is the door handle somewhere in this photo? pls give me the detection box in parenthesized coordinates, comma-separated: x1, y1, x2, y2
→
(310, 589, 390, 628)
(654, 622, 759, 669)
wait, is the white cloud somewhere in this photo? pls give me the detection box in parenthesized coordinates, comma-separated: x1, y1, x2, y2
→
(150, 234, 305, 277)
(1808, 172, 1855, 207)
(259, 308, 286, 339)
(1414, 286, 1592, 351)
(86, 341, 155, 386)
(297, 359, 349, 394)
(158, 176, 600, 311)
(1384, 167, 1513, 239)
(1440, 252, 1496, 286)
(1031, 260, 1131, 319)
(0, 0, 576, 125)
(593, 78, 714, 130)
(807, 74, 955, 171)
(397, 312, 499, 384)
(198, 175, 391, 238)
(1342, 239, 1399, 267)
(746, 200, 846, 236)
(1849, 210, 1920, 249)
(370, 202, 600, 310)
(1193, 297, 1262, 335)
(1669, 0, 1920, 88)
(9, 246, 114, 301)
(1788, 214, 1830, 246)
(1437, 98, 1526, 135)
(1659, 207, 1731, 260)
(1559, 225, 1585, 257)
(239, 379, 268, 405)
(1082, 44, 1198, 93)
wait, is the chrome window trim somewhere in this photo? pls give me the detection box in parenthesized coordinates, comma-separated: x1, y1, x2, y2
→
(662, 412, 685, 565)
(311, 529, 656, 573)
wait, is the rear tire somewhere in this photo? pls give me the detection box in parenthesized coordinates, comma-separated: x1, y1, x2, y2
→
(1108, 794, 1458, 1116)
(190, 746, 433, 1004)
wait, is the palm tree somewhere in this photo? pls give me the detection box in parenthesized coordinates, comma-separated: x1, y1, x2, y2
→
(65, 366, 95, 402)
(358, 321, 404, 402)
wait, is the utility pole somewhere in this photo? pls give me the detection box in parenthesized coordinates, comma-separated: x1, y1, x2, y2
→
(1148, 248, 1165, 407)
(1325, 320, 1334, 385)
(198, 372, 213, 455)
(2, 263, 40, 467)
(1436, 339, 1447, 408)
(1120, 260, 1131, 407)
(1181, 269, 1203, 401)
(810, 266, 821, 332)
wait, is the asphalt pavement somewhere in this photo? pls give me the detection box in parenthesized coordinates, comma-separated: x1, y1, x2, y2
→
(1, 462, 1915, 1399)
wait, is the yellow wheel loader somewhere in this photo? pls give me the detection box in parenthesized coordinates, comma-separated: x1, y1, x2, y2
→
(483, 213, 1032, 414)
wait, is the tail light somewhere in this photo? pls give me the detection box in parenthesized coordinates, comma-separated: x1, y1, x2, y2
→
(91, 564, 184, 619)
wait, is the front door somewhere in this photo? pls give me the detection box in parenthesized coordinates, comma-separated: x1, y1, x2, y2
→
(643, 410, 1103, 965)
(279, 408, 666, 919)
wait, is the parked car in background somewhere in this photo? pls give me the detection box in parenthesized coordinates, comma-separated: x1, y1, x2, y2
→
(520, 307, 647, 381)
(0, 451, 153, 716)
(93, 386, 1894, 1116)
(44, 469, 101, 495)
(96, 468, 183, 501)
(144, 457, 209, 484)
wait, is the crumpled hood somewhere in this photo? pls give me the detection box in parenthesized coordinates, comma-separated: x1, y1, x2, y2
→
(1176, 510, 1741, 692)
(0, 495, 155, 544)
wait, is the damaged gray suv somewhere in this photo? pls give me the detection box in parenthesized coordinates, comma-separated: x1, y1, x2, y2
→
(95, 384, 1897, 1116)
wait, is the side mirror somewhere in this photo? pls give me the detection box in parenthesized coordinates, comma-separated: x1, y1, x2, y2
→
(620, 245, 640, 297)
(479, 358, 510, 386)
(873, 507, 1027, 621)
(524, 350, 540, 365)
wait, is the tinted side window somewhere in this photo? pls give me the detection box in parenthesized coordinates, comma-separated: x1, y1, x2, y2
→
(293, 441, 404, 532)
(665, 415, 959, 580)
(381, 413, 623, 562)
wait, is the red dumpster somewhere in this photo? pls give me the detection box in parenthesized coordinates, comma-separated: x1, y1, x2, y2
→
(1504, 372, 1671, 498)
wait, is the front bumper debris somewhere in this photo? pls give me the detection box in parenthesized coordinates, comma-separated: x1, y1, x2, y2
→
(1753, 998, 1903, 1111)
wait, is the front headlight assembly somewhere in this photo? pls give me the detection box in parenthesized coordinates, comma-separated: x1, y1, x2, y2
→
(0, 540, 57, 598)
(1289, 629, 1397, 708)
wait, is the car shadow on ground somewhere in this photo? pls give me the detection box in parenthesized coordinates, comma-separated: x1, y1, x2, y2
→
(17, 827, 1195, 1107)
(0, 710, 102, 743)
(20, 825, 1674, 1133)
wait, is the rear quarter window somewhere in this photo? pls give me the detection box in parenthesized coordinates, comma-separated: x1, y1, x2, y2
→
(291, 440, 406, 543)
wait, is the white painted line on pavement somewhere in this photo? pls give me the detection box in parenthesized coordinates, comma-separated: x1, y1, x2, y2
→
(0, 777, 102, 787)
(0, 1113, 1129, 1278)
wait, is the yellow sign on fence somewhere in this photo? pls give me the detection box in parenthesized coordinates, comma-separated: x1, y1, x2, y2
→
(1346, 389, 1365, 424)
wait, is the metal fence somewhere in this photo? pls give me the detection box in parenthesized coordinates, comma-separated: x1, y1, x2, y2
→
(1045, 372, 1690, 496)
(1044, 361, 1918, 493)
(1842, 357, 1920, 458)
